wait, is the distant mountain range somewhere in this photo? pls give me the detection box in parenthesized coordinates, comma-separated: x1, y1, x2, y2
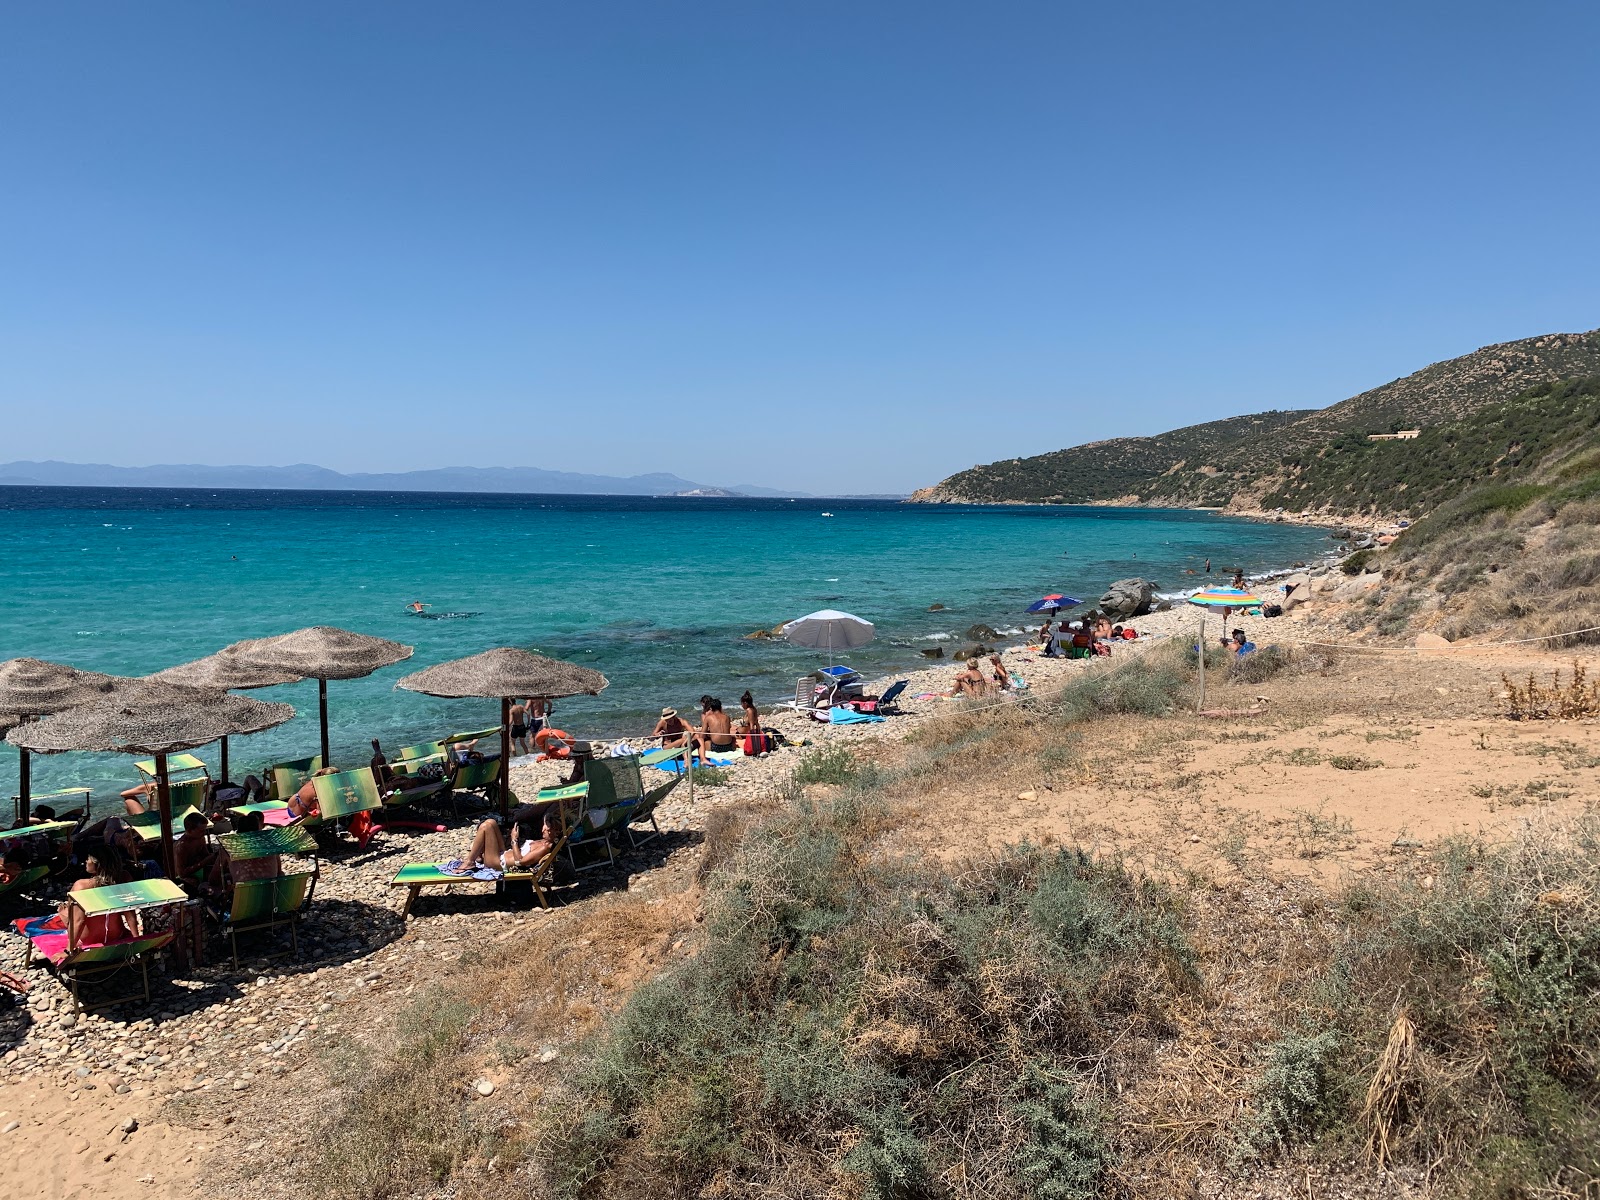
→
(0, 460, 865, 499)
(911, 328, 1600, 517)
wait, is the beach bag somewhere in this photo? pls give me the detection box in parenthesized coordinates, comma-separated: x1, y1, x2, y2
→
(1121, 628, 1138, 639)
(742, 733, 774, 756)
(1263, 604, 1283, 618)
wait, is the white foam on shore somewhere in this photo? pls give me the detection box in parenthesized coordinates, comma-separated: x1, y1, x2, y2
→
(923, 632, 954, 641)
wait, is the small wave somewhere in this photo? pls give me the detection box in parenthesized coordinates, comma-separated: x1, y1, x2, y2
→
(825, 577, 839, 582)
(923, 632, 954, 641)
(995, 627, 1027, 636)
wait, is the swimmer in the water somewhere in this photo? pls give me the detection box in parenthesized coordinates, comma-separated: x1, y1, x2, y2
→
(408, 601, 430, 613)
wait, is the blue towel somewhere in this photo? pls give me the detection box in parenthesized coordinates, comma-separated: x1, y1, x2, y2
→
(829, 707, 885, 725)
(650, 755, 734, 774)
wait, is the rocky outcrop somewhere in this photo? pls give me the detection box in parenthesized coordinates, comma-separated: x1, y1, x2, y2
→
(1099, 579, 1158, 619)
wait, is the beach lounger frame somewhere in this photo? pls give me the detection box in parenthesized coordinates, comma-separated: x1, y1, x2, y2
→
(265, 755, 324, 802)
(214, 825, 320, 967)
(215, 871, 319, 968)
(22, 879, 186, 1013)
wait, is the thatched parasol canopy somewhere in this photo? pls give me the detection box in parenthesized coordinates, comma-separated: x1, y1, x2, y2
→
(232, 626, 413, 765)
(1, 658, 137, 817)
(395, 648, 607, 819)
(0, 658, 129, 717)
(393, 648, 608, 701)
(148, 644, 303, 691)
(6, 680, 296, 875)
(6, 681, 296, 757)
(233, 627, 413, 681)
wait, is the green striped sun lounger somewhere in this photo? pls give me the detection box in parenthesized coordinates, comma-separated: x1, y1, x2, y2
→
(389, 859, 560, 916)
(305, 767, 383, 826)
(266, 755, 324, 801)
(220, 824, 318, 860)
(135, 753, 210, 784)
(127, 804, 204, 845)
(393, 741, 445, 764)
(2, 818, 77, 844)
(13, 787, 90, 822)
(216, 871, 318, 968)
(0, 864, 49, 898)
(25, 878, 187, 1011)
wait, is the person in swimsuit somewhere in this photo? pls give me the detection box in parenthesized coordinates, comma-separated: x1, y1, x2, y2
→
(987, 653, 1014, 692)
(287, 767, 338, 819)
(63, 848, 136, 947)
(174, 811, 225, 897)
(509, 700, 532, 756)
(450, 803, 560, 876)
(696, 698, 737, 758)
(527, 696, 550, 736)
(652, 707, 691, 749)
(736, 690, 762, 734)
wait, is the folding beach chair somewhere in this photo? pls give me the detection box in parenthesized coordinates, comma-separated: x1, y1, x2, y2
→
(0, 818, 78, 895)
(136, 753, 210, 787)
(303, 766, 384, 829)
(390, 778, 586, 915)
(846, 679, 908, 715)
(443, 757, 503, 816)
(15, 878, 186, 1012)
(10, 786, 90, 825)
(265, 755, 324, 801)
(214, 825, 319, 967)
(126, 778, 209, 846)
(0, 865, 49, 899)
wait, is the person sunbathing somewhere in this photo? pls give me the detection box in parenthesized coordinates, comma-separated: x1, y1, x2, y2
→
(1, 850, 29, 887)
(446, 803, 560, 877)
(987, 654, 1014, 692)
(697, 697, 737, 757)
(62, 848, 136, 947)
(737, 690, 762, 734)
(947, 659, 987, 698)
(287, 767, 339, 819)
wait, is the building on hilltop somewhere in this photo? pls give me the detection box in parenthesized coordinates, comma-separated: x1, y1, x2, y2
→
(1367, 429, 1422, 441)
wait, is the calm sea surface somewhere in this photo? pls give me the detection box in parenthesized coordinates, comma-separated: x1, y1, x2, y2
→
(0, 487, 1331, 808)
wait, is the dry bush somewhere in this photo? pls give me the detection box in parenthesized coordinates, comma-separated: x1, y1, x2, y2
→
(1501, 661, 1600, 720)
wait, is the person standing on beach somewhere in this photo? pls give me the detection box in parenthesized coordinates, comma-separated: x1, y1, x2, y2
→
(1232, 568, 1246, 589)
(509, 700, 532, 756)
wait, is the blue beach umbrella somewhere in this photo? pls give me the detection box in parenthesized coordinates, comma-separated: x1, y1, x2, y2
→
(1026, 593, 1082, 615)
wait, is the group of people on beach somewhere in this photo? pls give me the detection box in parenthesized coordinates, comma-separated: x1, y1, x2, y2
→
(1038, 611, 1138, 658)
(650, 691, 763, 758)
(947, 653, 1015, 699)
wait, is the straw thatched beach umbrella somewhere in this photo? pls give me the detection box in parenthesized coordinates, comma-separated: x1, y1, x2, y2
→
(0, 658, 130, 821)
(394, 648, 608, 817)
(6, 681, 295, 875)
(148, 645, 303, 782)
(233, 627, 413, 766)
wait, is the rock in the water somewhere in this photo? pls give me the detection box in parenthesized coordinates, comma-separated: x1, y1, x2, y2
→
(743, 629, 774, 640)
(950, 644, 990, 663)
(927, 603, 946, 611)
(965, 623, 1000, 642)
(920, 647, 945, 659)
(1099, 578, 1157, 619)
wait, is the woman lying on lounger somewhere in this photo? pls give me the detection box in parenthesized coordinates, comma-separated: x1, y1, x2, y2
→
(286, 768, 340, 819)
(444, 803, 561, 877)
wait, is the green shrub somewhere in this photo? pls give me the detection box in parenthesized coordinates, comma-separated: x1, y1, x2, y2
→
(1341, 548, 1378, 575)
(793, 743, 859, 786)
(1056, 652, 1187, 720)
(534, 793, 1196, 1199)
(1245, 1030, 1341, 1153)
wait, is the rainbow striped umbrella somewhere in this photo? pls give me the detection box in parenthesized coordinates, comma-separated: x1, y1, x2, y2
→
(1187, 587, 1263, 609)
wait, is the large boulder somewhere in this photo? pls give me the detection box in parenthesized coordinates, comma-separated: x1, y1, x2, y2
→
(965, 623, 1001, 642)
(1099, 578, 1157, 620)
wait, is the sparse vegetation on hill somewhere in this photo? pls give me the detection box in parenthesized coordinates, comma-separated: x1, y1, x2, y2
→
(913, 329, 1600, 514)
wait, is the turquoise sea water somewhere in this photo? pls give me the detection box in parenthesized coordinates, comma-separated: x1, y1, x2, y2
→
(0, 487, 1332, 809)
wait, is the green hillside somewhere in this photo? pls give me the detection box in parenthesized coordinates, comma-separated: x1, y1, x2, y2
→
(1260, 376, 1600, 517)
(912, 329, 1600, 514)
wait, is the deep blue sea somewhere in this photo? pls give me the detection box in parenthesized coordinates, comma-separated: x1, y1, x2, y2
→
(0, 487, 1332, 809)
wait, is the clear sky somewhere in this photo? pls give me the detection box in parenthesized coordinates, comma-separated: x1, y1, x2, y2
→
(3, 2, 1597, 494)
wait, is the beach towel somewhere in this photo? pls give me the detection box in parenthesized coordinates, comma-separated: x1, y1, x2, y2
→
(828, 707, 885, 725)
(649, 754, 734, 773)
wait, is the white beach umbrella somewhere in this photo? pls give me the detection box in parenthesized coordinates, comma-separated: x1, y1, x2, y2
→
(782, 610, 875, 665)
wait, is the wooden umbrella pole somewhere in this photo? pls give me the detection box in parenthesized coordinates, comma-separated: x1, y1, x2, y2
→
(499, 696, 511, 819)
(17, 744, 30, 824)
(155, 752, 177, 879)
(220, 735, 230, 785)
(1196, 610, 1206, 714)
(318, 677, 330, 766)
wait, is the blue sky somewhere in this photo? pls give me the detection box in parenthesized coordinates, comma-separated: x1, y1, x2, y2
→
(2, 2, 1597, 494)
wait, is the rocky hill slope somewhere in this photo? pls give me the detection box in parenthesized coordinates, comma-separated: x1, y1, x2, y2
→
(912, 329, 1600, 515)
